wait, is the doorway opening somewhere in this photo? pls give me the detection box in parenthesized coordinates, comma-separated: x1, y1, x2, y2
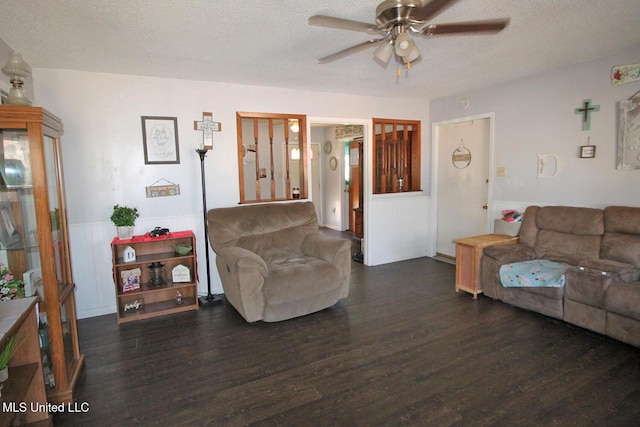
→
(431, 114, 494, 261)
(308, 120, 366, 261)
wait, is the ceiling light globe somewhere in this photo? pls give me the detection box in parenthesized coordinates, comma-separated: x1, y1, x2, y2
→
(373, 41, 394, 66)
(394, 33, 415, 57)
(403, 45, 421, 64)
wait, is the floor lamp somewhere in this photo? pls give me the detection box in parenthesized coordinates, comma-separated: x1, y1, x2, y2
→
(197, 148, 223, 307)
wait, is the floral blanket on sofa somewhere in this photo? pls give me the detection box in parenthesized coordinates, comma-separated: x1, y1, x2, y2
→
(499, 260, 571, 288)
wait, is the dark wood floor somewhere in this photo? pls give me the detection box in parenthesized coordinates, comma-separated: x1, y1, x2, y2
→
(54, 257, 640, 426)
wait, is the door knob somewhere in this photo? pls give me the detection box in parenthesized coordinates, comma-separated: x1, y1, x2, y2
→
(482, 204, 488, 210)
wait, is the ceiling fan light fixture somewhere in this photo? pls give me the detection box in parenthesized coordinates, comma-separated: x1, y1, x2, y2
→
(403, 44, 421, 63)
(373, 40, 394, 66)
(309, 0, 511, 75)
(394, 32, 415, 57)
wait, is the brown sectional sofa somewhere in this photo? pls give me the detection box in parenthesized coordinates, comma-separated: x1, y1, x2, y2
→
(481, 205, 640, 347)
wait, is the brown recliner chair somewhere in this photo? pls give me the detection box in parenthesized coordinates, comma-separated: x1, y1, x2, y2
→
(207, 202, 351, 322)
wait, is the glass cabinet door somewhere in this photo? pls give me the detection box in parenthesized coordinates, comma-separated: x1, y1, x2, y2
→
(43, 134, 81, 389)
(0, 106, 83, 403)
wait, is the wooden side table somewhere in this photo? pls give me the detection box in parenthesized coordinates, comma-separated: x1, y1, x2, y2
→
(453, 234, 519, 299)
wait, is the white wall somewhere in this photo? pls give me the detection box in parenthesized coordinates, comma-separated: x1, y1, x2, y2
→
(430, 45, 640, 216)
(32, 69, 430, 318)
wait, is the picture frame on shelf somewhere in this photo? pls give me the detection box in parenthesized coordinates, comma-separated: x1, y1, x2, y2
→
(580, 145, 596, 158)
(141, 116, 180, 165)
(0, 201, 19, 248)
(120, 267, 141, 293)
(23, 267, 43, 299)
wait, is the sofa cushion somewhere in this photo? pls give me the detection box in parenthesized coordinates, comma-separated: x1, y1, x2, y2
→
(605, 282, 640, 320)
(264, 257, 341, 304)
(533, 206, 604, 263)
(535, 230, 601, 264)
(208, 202, 318, 251)
(536, 206, 604, 235)
(601, 234, 640, 268)
(604, 206, 640, 235)
(237, 226, 306, 263)
(500, 260, 570, 288)
(565, 267, 613, 308)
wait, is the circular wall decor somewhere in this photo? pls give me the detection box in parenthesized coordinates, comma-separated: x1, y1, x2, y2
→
(452, 147, 472, 169)
(324, 140, 332, 154)
(329, 156, 338, 170)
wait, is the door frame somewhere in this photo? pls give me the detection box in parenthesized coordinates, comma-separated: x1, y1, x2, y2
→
(308, 117, 370, 262)
(310, 142, 322, 224)
(429, 112, 496, 256)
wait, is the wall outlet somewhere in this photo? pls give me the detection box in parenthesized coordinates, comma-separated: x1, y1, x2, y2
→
(496, 166, 507, 177)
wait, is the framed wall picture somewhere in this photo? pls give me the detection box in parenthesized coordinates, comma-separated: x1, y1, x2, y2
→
(141, 116, 180, 164)
(617, 96, 640, 169)
(580, 145, 596, 158)
(0, 201, 19, 248)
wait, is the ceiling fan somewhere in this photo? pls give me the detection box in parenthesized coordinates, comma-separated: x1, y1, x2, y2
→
(308, 0, 510, 70)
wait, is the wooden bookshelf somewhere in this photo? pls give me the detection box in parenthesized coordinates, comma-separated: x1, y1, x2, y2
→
(111, 231, 199, 324)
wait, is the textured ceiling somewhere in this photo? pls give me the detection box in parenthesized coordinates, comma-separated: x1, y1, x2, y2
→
(0, 0, 639, 100)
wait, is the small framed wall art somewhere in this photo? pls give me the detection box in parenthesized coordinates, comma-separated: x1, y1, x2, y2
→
(580, 145, 596, 158)
(141, 116, 180, 164)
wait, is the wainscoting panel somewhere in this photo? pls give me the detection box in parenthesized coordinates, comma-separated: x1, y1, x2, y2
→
(366, 193, 429, 266)
(69, 214, 222, 319)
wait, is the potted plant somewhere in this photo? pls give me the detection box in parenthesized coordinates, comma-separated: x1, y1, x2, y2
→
(0, 263, 25, 301)
(0, 333, 22, 388)
(110, 204, 139, 240)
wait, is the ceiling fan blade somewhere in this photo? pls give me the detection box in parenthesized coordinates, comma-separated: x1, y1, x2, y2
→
(317, 39, 385, 64)
(308, 15, 382, 34)
(411, 0, 462, 22)
(421, 18, 510, 36)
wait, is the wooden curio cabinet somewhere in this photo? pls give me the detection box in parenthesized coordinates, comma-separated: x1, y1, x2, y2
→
(0, 106, 84, 403)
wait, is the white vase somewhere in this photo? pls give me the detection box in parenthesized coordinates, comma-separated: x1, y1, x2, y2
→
(116, 226, 134, 240)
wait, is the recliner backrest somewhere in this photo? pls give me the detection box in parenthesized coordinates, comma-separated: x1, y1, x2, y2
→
(602, 206, 640, 267)
(533, 206, 604, 263)
(207, 202, 318, 261)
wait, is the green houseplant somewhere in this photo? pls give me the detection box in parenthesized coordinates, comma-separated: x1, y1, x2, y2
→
(0, 333, 23, 387)
(110, 204, 139, 239)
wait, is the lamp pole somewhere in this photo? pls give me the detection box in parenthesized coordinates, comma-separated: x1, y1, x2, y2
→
(197, 148, 222, 307)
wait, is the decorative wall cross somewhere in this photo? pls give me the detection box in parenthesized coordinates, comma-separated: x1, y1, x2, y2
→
(194, 112, 221, 149)
(574, 99, 600, 131)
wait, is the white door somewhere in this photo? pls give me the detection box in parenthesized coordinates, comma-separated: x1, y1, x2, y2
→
(436, 117, 491, 258)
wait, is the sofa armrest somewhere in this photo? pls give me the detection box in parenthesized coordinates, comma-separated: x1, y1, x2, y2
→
(483, 243, 535, 264)
(302, 234, 350, 263)
(481, 243, 535, 300)
(218, 246, 268, 276)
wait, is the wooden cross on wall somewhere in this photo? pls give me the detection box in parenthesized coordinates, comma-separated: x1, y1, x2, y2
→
(574, 99, 600, 131)
(194, 112, 221, 149)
